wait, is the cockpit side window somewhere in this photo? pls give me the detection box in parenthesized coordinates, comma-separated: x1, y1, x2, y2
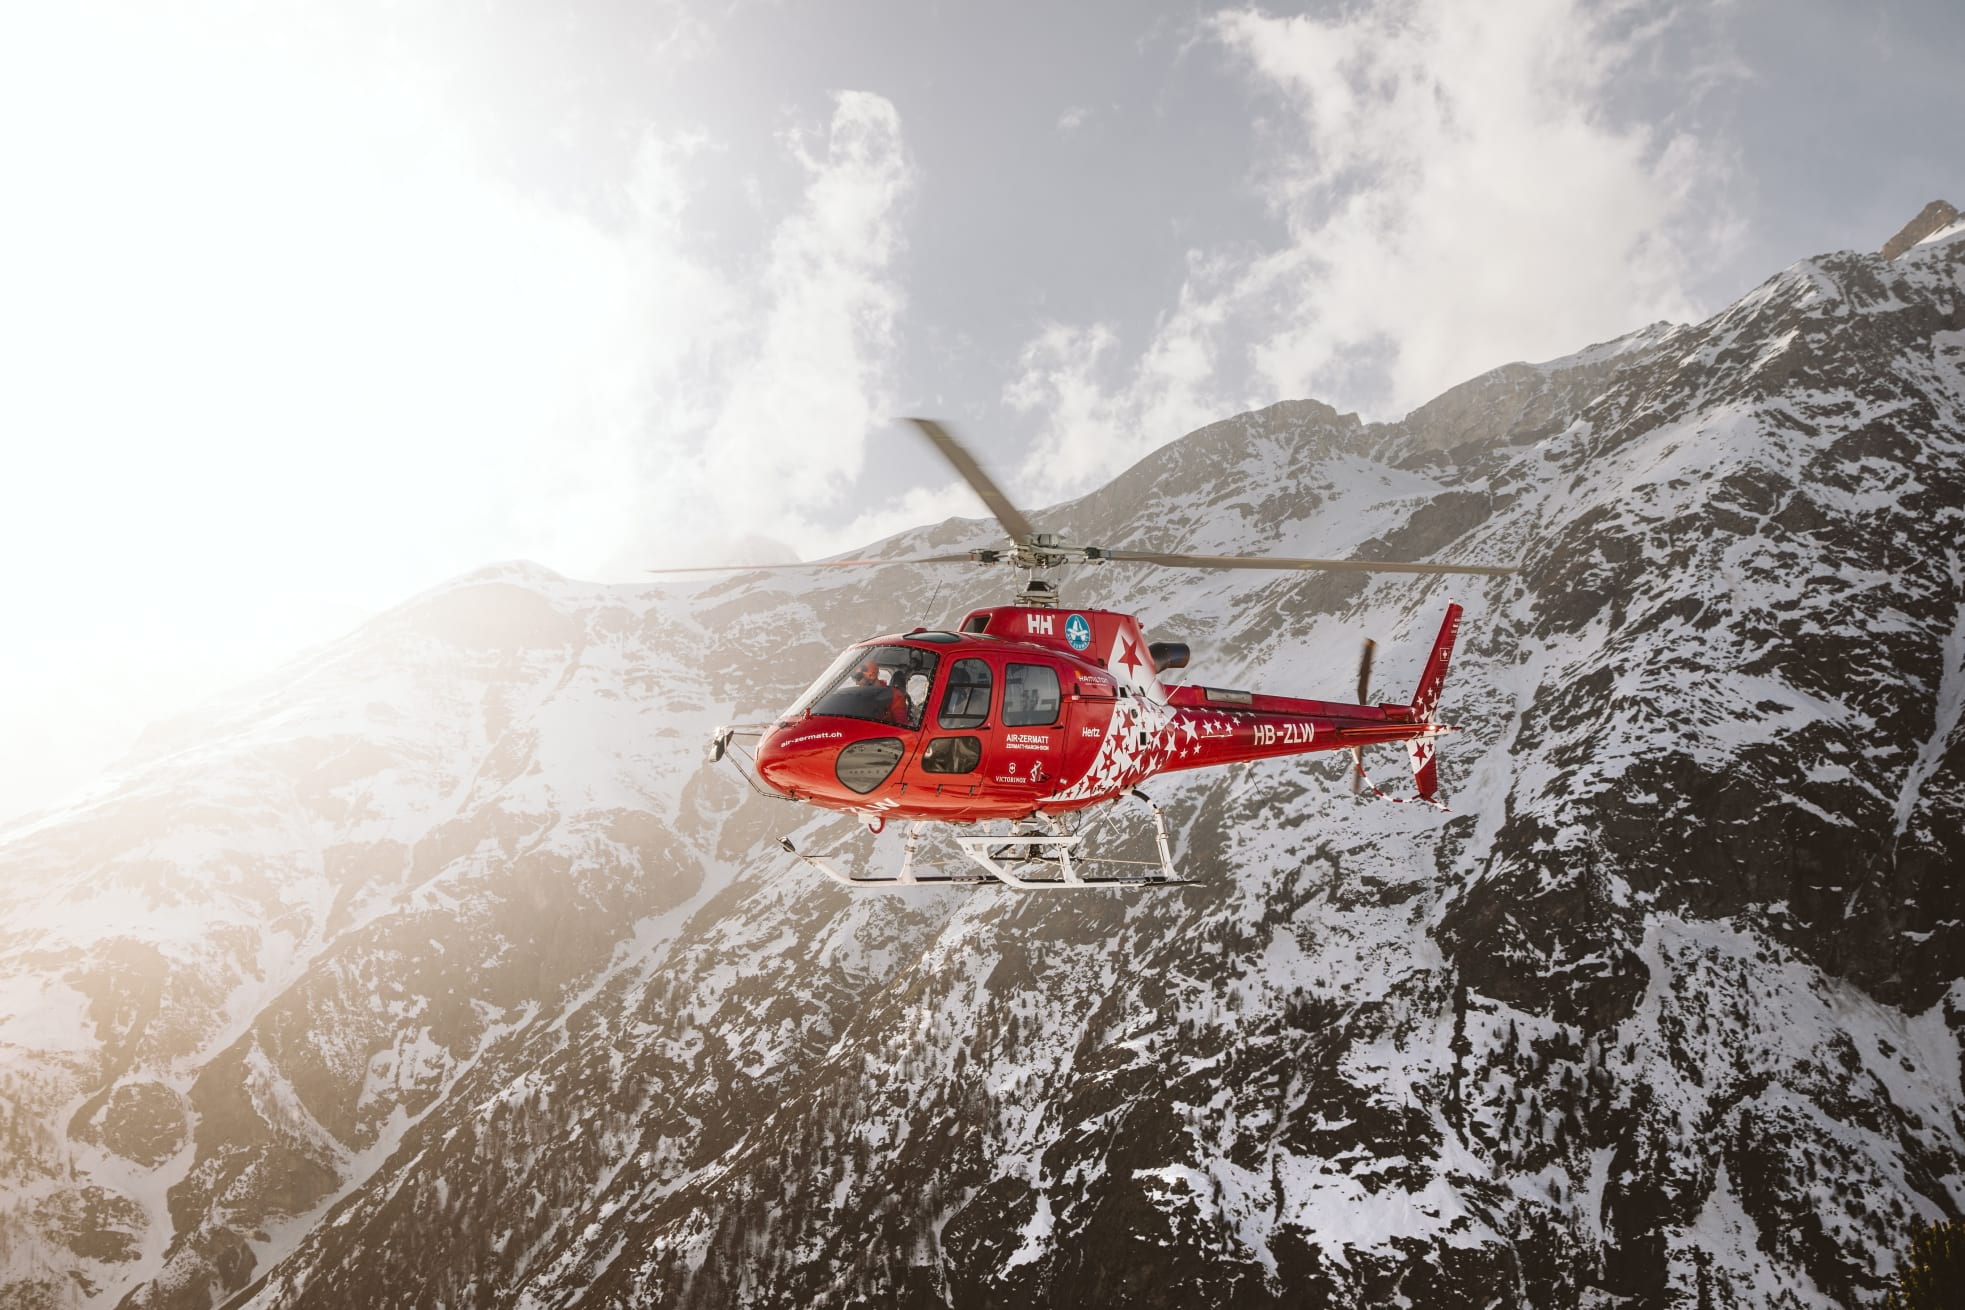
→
(798, 644, 941, 729)
(938, 658, 993, 729)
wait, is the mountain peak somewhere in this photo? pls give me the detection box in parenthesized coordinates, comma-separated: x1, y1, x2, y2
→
(1881, 197, 1960, 260)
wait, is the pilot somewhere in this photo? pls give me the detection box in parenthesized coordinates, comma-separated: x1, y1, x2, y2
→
(851, 658, 909, 725)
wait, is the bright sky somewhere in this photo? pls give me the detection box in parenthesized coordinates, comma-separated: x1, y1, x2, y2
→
(1, 0, 1960, 821)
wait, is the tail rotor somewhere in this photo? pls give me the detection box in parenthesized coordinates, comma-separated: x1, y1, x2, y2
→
(1349, 637, 1376, 795)
(1347, 604, 1462, 809)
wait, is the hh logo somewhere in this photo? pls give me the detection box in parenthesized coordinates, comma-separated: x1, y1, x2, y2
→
(1026, 613, 1055, 636)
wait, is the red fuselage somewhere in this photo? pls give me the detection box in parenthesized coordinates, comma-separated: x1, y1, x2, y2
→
(751, 604, 1454, 823)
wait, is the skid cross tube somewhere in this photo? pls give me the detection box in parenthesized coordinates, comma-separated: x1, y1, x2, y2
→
(778, 791, 1189, 889)
(779, 823, 992, 887)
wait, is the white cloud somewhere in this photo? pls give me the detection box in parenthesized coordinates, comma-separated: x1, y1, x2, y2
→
(1217, 0, 1728, 410)
(587, 92, 914, 573)
(1009, 0, 1736, 500)
(1007, 264, 1232, 502)
(683, 92, 913, 563)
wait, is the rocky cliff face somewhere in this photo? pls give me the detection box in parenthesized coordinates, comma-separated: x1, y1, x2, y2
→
(1, 226, 1962, 1310)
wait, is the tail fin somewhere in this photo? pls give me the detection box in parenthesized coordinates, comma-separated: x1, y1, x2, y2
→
(1407, 602, 1463, 805)
(1409, 602, 1463, 724)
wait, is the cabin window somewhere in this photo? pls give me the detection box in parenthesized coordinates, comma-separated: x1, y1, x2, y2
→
(793, 644, 940, 729)
(1002, 663, 1062, 727)
(921, 736, 981, 774)
(938, 658, 993, 729)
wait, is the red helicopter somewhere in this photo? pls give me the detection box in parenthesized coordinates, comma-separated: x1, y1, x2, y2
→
(672, 420, 1515, 889)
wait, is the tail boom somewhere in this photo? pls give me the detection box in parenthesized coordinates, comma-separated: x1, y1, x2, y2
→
(1141, 603, 1467, 804)
(1152, 705, 1452, 776)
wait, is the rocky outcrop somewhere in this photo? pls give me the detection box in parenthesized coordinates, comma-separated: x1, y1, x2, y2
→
(1882, 198, 1960, 261)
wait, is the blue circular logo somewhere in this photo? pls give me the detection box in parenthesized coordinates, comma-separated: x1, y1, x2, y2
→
(1064, 613, 1092, 652)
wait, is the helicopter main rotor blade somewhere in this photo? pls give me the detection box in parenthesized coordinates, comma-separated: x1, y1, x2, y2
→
(647, 554, 976, 575)
(1098, 549, 1518, 577)
(903, 417, 1036, 546)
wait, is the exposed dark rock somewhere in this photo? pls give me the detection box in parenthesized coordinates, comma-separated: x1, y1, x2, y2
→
(68, 1081, 186, 1167)
(1882, 199, 1960, 261)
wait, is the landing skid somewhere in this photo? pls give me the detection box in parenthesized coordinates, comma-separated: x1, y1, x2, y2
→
(780, 791, 1191, 890)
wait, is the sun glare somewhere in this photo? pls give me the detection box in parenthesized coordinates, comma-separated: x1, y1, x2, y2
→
(0, 2, 654, 811)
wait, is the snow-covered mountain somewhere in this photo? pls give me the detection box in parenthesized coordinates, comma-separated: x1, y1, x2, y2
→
(2, 214, 1962, 1310)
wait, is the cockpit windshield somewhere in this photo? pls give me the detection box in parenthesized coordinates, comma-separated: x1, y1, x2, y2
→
(784, 644, 941, 730)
